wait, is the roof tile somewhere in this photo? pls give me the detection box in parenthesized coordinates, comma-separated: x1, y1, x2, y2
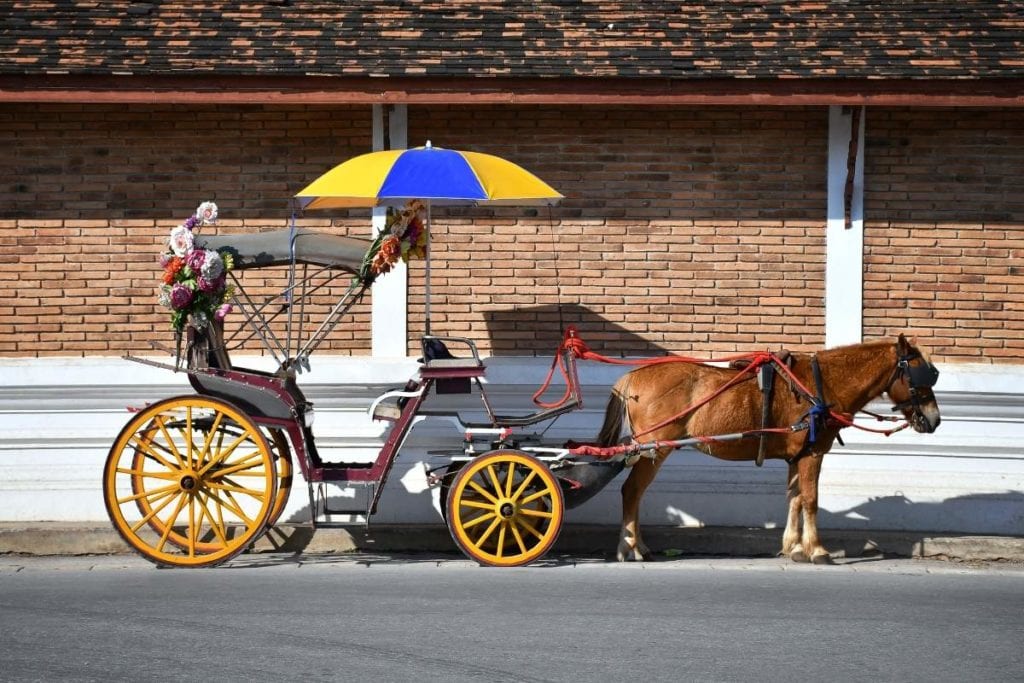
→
(0, 1, 1021, 79)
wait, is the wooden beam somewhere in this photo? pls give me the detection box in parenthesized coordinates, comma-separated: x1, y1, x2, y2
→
(2, 75, 1024, 106)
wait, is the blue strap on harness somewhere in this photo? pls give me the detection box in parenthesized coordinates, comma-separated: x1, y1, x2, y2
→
(803, 356, 831, 444)
(804, 401, 829, 443)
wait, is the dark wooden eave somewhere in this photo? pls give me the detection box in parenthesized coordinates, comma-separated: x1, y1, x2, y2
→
(2, 74, 1024, 107)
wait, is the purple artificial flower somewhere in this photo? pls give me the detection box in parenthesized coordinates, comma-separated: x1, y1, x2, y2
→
(185, 249, 206, 272)
(169, 283, 194, 310)
(215, 303, 233, 321)
(159, 253, 172, 268)
(184, 216, 199, 231)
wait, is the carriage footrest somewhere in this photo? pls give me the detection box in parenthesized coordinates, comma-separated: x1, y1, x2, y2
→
(371, 403, 403, 421)
(321, 507, 371, 517)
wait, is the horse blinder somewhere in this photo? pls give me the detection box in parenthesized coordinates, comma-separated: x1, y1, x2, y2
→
(890, 352, 941, 432)
(903, 358, 940, 389)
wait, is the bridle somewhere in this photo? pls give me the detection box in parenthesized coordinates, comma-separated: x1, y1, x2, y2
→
(887, 347, 940, 428)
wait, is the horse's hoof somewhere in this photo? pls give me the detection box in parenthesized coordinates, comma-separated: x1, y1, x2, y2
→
(789, 546, 810, 563)
(811, 552, 834, 565)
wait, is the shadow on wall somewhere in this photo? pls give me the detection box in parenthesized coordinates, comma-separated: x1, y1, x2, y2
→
(483, 303, 672, 357)
(815, 491, 1024, 537)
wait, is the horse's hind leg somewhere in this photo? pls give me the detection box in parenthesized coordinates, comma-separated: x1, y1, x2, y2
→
(781, 461, 802, 558)
(791, 453, 832, 564)
(617, 449, 668, 562)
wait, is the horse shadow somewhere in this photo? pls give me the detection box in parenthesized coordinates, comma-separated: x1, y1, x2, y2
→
(483, 303, 671, 357)
(811, 490, 1024, 557)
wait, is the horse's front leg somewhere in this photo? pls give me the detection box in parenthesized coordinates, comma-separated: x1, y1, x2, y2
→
(617, 450, 668, 562)
(780, 461, 802, 558)
(791, 453, 832, 564)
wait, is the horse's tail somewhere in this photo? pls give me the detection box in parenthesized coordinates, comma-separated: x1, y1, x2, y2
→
(596, 373, 631, 447)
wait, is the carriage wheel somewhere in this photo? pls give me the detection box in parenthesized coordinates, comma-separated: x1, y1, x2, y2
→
(446, 450, 564, 567)
(124, 422, 290, 555)
(103, 396, 277, 567)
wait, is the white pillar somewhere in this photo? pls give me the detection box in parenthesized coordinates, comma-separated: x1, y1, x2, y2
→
(825, 105, 865, 347)
(371, 104, 409, 357)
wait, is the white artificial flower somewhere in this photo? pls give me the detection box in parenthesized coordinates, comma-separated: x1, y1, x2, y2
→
(157, 285, 172, 309)
(169, 224, 194, 257)
(195, 201, 218, 225)
(200, 250, 224, 280)
(190, 310, 209, 330)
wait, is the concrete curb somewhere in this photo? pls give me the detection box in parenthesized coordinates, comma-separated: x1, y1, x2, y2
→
(2, 522, 1023, 563)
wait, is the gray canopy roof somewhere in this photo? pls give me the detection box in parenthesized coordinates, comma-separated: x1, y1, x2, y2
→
(195, 229, 369, 274)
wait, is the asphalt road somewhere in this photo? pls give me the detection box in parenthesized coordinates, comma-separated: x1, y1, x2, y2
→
(1, 554, 1021, 682)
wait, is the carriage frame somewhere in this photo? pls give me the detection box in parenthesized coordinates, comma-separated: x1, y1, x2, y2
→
(104, 226, 625, 568)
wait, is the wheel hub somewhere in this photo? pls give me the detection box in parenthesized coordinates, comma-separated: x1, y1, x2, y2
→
(498, 501, 516, 519)
(179, 472, 200, 492)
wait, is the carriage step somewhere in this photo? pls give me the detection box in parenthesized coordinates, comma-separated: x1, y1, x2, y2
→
(371, 403, 402, 421)
(321, 508, 370, 517)
(311, 520, 367, 529)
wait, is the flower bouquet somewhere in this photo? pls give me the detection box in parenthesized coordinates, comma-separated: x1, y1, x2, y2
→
(359, 199, 429, 283)
(157, 201, 235, 333)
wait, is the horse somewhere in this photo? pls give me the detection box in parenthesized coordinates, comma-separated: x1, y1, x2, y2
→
(594, 334, 941, 564)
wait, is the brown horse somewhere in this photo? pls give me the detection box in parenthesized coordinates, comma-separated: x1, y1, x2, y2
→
(595, 335, 941, 564)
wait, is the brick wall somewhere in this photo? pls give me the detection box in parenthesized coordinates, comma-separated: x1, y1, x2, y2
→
(864, 108, 1024, 363)
(1, 104, 1020, 363)
(413, 106, 827, 356)
(0, 104, 375, 356)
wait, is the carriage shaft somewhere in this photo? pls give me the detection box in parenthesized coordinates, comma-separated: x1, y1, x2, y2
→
(567, 425, 804, 460)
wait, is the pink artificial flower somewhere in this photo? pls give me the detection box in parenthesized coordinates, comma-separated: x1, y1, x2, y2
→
(185, 249, 206, 272)
(214, 303, 233, 321)
(169, 283, 193, 310)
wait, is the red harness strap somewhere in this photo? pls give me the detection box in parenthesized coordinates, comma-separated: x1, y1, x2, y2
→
(536, 327, 911, 450)
(534, 327, 776, 433)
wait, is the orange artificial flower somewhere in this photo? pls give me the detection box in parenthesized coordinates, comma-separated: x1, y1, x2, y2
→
(162, 257, 184, 284)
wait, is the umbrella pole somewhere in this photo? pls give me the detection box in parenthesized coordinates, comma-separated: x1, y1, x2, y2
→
(425, 201, 432, 336)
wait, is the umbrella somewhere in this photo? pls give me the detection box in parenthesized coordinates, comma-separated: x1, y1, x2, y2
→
(295, 141, 562, 209)
(295, 142, 563, 334)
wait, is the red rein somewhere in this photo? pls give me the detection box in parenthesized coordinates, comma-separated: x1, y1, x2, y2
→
(532, 326, 910, 449)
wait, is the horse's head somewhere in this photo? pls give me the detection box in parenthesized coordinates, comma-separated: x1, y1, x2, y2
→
(886, 334, 941, 433)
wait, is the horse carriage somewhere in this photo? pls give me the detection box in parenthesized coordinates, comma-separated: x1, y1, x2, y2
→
(103, 148, 943, 568)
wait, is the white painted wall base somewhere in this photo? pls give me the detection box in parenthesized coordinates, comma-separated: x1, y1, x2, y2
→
(2, 356, 1022, 535)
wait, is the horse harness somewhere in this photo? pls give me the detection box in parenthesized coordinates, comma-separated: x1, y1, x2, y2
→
(889, 348, 941, 416)
(735, 344, 939, 467)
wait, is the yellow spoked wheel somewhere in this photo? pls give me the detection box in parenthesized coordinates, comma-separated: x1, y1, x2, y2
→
(103, 396, 277, 568)
(446, 450, 564, 567)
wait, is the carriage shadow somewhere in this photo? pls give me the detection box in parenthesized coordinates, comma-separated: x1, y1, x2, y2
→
(223, 551, 604, 570)
(249, 488, 1024, 568)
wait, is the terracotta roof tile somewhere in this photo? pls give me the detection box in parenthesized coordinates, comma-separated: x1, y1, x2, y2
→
(0, 1, 1021, 79)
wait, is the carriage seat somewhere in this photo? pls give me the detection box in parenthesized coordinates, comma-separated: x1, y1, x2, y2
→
(419, 335, 485, 394)
(420, 336, 485, 372)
